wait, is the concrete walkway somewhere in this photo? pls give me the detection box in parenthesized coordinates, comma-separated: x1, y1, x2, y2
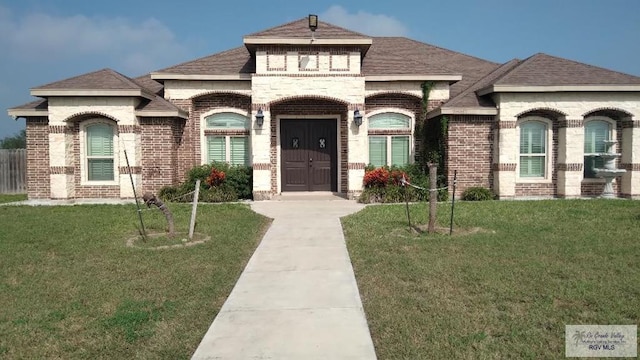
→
(191, 198, 377, 359)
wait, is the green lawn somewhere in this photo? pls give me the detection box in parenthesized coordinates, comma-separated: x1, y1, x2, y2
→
(342, 200, 640, 359)
(0, 203, 270, 359)
(0, 193, 27, 204)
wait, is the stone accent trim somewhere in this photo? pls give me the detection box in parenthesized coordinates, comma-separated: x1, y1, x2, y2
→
(266, 51, 287, 72)
(330, 52, 350, 72)
(203, 129, 250, 136)
(621, 163, 640, 171)
(298, 52, 319, 72)
(49, 125, 72, 134)
(50, 166, 74, 175)
(118, 125, 142, 133)
(252, 103, 270, 111)
(558, 119, 583, 128)
(253, 73, 364, 78)
(253, 163, 271, 171)
(119, 166, 142, 174)
(253, 191, 272, 201)
(348, 163, 366, 170)
(557, 163, 583, 171)
(622, 120, 640, 128)
(492, 163, 517, 171)
(498, 121, 516, 129)
(368, 129, 411, 135)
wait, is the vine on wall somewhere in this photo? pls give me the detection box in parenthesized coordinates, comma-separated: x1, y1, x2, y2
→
(418, 81, 448, 174)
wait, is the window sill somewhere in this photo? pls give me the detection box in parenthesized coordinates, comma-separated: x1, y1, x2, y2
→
(81, 181, 119, 186)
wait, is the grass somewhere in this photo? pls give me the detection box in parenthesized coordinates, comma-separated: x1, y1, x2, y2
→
(0, 202, 270, 359)
(342, 200, 640, 359)
(0, 193, 26, 204)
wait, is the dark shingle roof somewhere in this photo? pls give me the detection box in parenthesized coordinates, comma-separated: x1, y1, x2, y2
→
(34, 68, 148, 91)
(9, 99, 48, 111)
(368, 38, 499, 98)
(491, 53, 640, 86)
(443, 59, 522, 108)
(153, 47, 255, 76)
(133, 74, 164, 94)
(245, 17, 370, 39)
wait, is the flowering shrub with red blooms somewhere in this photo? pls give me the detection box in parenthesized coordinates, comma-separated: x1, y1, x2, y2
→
(206, 167, 226, 187)
(390, 170, 410, 186)
(363, 167, 390, 188)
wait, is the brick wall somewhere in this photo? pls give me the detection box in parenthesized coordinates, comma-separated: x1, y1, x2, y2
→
(25, 117, 50, 199)
(140, 118, 179, 194)
(446, 115, 495, 197)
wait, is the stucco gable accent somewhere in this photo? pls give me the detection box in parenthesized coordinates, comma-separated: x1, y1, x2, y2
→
(63, 111, 121, 123)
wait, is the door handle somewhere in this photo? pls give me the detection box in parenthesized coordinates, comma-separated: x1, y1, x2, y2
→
(309, 158, 312, 167)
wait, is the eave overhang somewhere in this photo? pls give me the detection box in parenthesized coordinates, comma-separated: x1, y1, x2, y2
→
(426, 107, 498, 119)
(30, 89, 156, 100)
(477, 84, 640, 96)
(149, 73, 252, 81)
(366, 75, 462, 82)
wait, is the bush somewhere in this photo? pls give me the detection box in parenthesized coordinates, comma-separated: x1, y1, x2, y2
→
(461, 187, 494, 201)
(157, 162, 253, 202)
(360, 164, 448, 203)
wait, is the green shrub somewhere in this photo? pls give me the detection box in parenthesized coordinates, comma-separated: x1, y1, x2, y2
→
(224, 165, 253, 199)
(360, 164, 448, 203)
(200, 184, 238, 202)
(157, 186, 180, 202)
(461, 186, 494, 201)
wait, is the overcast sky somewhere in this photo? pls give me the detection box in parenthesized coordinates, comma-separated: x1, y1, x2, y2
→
(1, 0, 639, 138)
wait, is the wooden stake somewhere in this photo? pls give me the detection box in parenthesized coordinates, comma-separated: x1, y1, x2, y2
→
(428, 163, 438, 234)
(189, 180, 201, 240)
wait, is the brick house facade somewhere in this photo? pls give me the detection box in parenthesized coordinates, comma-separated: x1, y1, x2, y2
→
(8, 17, 640, 200)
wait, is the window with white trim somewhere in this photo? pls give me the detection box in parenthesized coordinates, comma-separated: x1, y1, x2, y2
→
(368, 112, 411, 167)
(519, 121, 547, 178)
(584, 119, 611, 178)
(205, 112, 250, 166)
(85, 123, 115, 181)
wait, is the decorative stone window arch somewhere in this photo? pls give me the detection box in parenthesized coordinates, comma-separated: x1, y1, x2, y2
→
(366, 109, 414, 167)
(79, 118, 119, 185)
(200, 109, 251, 166)
(516, 116, 553, 181)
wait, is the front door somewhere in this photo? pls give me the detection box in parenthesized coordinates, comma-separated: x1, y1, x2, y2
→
(281, 119, 337, 192)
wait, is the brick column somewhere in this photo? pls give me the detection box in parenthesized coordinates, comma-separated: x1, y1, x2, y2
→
(557, 117, 584, 198)
(493, 118, 517, 199)
(620, 120, 640, 199)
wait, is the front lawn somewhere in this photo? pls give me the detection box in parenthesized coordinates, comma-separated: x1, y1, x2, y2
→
(0, 203, 269, 359)
(0, 193, 26, 204)
(342, 200, 640, 359)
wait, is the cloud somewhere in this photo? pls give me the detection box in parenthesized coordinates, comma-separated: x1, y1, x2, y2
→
(320, 5, 408, 37)
(0, 5, 189, 75)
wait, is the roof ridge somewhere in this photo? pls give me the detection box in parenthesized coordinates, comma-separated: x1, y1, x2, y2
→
(245, 17, 306, 37)
(401, 37, 500, 66)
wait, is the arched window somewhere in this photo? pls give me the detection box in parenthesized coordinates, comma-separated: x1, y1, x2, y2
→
(85, 123, 115, 181)
(519, 121, 547, 178)
(205, 112, 250, 166)
(368, 112, 411, 167)
(584, 120, 611, 178)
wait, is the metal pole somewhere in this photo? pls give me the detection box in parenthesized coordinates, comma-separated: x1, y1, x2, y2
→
(124, 149, 146, 241)
(450, 170, 457, 236)
(189, 180, 201, 240)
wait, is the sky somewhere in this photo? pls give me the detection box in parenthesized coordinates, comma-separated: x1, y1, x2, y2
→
(1, 0, 639, 139)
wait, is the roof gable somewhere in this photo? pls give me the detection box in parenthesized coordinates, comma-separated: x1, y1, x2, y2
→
(31, 68, 155, 99)
(490, 53, 640, 87)
(245, 17, 370, 39)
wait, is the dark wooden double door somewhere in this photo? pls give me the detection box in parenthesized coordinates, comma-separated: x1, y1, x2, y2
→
(281, 119, 337, 192)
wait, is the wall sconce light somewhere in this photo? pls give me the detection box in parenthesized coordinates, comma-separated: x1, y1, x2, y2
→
(354, 109, 363, 127)
(308, 14, 318, 32)
(255, 109, 264, 127)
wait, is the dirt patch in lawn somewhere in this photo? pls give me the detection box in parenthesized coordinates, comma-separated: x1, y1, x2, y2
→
(126, 232, 211, 250)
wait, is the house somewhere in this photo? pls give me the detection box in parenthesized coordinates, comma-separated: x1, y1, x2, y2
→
(7, 16, 640, 201)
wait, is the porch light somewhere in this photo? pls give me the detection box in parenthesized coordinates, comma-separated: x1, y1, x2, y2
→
(308, 14, 318, 32)
(255, 109, 264, 127)
(354, 109, 363, 127)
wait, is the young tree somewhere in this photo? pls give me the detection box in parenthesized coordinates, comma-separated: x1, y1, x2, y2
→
(0, 129, 26, 149)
